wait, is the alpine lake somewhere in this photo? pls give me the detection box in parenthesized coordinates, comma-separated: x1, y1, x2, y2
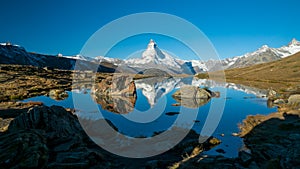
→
(23, 77, 277, 158)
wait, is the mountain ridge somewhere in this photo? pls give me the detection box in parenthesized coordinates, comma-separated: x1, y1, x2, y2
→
(1, 38, 300, 74)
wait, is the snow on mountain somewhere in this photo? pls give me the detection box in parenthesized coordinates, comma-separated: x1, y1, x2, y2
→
(135, 77, 182, 106)
(60, 54, 93, 62)
(93, 56, 123, 65)
(219, 38, 300, 69)
(2, 38, 299, 74)
(125, 39, 183, 70)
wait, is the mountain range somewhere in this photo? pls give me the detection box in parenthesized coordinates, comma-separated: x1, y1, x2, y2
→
(1, 38, 300, 74)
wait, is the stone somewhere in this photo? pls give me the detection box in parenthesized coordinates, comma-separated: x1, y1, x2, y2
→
(172, 97, 210, 109)
(0, 130, 48, 168)
(267, 89, 278, 99)
(205, 136, 221, 148)
(92, 75, 136, 96)
(288, 94, 300, 105)
(273, 99, 285, 105)
(238, 150, 253, 166)
(4, 105, 105, 168)
(172, 85, 212, 99)
(172, 86, 214, 108)
(49, 89, 68, 100)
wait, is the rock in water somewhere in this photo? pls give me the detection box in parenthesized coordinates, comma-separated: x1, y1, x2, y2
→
(49, 89, 68, 100)
(172, 85, 212, 99)
(91, 75, 137, 114)
(92, 75, 136, 96)
(172, 85, 215, 108)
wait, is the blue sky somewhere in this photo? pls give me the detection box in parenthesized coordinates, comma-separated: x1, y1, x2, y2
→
(0, 0, 299, 59)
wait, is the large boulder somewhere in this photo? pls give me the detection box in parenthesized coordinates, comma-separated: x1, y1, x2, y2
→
(172, 97, 210, 108)
(2, 105, 106, 168)
(172, 86, 216, 108)
(92, 75, 136, 96)
(243, 114, 300, 169)
(288, 94, 300, 105)
(0, 130, 48, 168)
(49, 89, 68, 100)
(172, 86, 212, 99)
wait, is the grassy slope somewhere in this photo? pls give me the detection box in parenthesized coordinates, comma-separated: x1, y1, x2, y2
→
(197, 52, 300, 92)
(225, 52, 300, 91)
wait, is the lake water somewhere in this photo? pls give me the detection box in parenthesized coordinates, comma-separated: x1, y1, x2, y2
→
(23, 77, 277, 157)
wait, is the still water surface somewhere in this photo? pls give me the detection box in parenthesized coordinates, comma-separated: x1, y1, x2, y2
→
(24, 77, 277, 157)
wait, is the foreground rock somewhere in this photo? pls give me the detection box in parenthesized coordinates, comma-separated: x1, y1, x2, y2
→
(243, 113, 300, 168)
(0, 105, 114, 168)
(1, 105, 226, 168)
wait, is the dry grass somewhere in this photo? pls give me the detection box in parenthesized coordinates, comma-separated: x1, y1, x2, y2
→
(224, 52, 300, 90)
(197, 52, 300, 92)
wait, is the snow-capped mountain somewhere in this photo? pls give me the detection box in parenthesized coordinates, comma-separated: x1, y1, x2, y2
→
(2, 38, 300, 74)
(214, 38, 300, 70)
(0, 43, 115, 72)
(125, 39, 181, 68)
(60, 54, 93, 62)
(94, 56, 124, 65)
(124, 39, 196, 74)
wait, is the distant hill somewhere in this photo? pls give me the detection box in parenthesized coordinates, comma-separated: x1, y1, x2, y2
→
(223, 51, 300, 90)
(0, 43, 115, 73)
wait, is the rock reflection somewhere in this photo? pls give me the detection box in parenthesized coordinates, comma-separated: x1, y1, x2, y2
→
(91, 75, 137, 114)
(172, 97, 211, 108)
(91, 94, 136, 114)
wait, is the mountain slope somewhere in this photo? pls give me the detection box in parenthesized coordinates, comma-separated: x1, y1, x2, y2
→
(217, 38, 300, 70)
(224, 51, 300, 90)
(0, 43, 115, 73)
(124, 39, 196, 74)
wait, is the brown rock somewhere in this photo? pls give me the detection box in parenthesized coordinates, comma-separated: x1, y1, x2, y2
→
(92, 75, 136, 96)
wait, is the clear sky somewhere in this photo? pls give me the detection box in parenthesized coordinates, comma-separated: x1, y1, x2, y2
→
(1, 0, 299, 59)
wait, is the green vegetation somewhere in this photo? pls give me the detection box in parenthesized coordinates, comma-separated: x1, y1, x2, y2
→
(10, 95, 23, 100)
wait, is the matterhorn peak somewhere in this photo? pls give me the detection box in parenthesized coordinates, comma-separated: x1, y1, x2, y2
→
(147, 39, 157, 50)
